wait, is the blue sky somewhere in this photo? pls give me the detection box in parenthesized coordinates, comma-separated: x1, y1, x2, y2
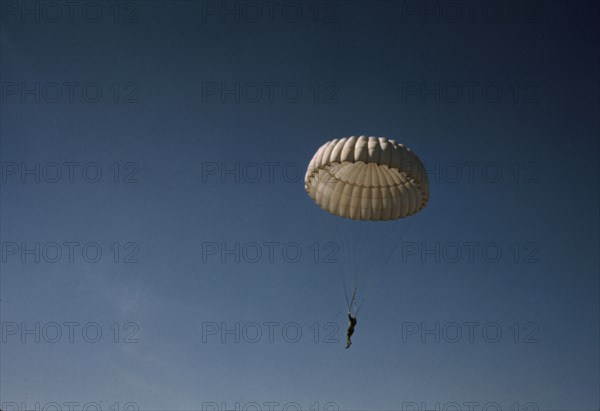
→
(1, 1, 599, 410)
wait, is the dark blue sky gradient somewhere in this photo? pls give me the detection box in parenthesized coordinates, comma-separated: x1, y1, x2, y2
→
(1, 1, 599, 409)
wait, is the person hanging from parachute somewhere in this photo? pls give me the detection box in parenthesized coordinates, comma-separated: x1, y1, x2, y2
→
(304, 136, 430, 349)
(345, 288, 363, 349)
(345, 313, 357, 349)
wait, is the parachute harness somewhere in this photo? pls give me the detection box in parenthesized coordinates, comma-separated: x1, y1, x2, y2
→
(346, 288, 365, 317)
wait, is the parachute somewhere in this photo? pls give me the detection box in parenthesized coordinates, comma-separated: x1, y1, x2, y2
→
(304, 136, 429, 221)
(304, 136, 429, 345)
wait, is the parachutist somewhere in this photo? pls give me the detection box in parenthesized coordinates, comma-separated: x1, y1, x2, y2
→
(305, 136, 429, 350)
(345, 312, 357, 349)
(345, 288, 360, 349)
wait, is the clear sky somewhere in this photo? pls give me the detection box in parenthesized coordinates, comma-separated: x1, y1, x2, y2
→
(1, 1, 599, 410)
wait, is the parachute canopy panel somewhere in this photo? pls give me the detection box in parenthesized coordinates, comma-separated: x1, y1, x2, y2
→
(304, 136, 429, 221)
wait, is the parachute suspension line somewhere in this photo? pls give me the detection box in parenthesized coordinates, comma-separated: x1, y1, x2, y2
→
(331, 216, 353, 313)
(382, 218, 416, 268)
(304, 136, 430, 322)
(354, 223, 367, 312)
(383, 221, 403, 266)
(385, 237, 403, 266)
(353, 252, 359, 300)
(348, 288, 357, 314)
(341, 263, 351, 312)
(351, 220, 365, 301)
(339, 218, 358, 309)
(332, 217, 357, 315)
(346, 223, 357, 312)
(346, 287, 365, 316)
(354, 297, 366, 316)
(352, 222, 377, 311)
(341, 219, 356, 291)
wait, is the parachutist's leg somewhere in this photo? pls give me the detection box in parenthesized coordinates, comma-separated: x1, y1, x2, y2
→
(345, 324, 355, 349)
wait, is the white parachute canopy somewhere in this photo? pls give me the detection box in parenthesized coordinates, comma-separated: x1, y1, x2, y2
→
(305, 136, 429, 221)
